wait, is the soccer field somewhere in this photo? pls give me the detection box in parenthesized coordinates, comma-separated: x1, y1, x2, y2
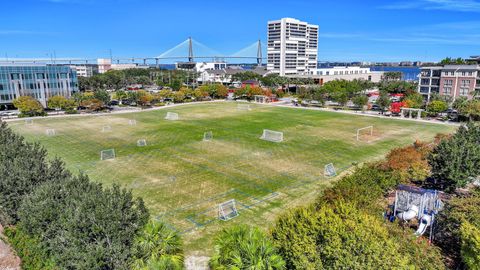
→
(8, 102, 456, 253)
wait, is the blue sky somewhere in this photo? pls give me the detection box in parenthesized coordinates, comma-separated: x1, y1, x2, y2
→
(1, 0, 480, 62)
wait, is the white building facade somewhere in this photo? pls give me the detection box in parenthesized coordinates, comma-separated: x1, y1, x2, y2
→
(267, 18, 318, 76)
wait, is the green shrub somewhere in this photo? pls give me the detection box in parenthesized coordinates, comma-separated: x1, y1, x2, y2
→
(460, 221, 480, 269)
(4, 226, 56, 270)
(210, 225, 285, 270)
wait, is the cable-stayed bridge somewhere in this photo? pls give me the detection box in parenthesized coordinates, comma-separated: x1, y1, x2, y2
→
(0, 37, 266, 65)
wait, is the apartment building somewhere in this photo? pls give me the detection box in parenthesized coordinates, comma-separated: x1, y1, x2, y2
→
(418, 65, 480, 102)
(0, 63, 78, 107)
(69, 64, 99, 77)
(267, 18, 318, 76)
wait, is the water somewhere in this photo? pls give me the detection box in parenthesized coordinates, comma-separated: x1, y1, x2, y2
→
(370, 66, 420, 81)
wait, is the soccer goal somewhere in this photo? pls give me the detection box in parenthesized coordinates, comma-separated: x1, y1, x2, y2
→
(102, 125, 112, 132)
(46, 129, 56, 136)
(237, 104, 251, 111)
(218, 199, 239, 221)
(324, 163, 337, 177)
(25, 119, 33, 125)
(129, 119, 137, 126)
(260, 129, 284, 143)
(137, 139, 147, 147)
(203, 131, 213, 141)
(165, 112, 179, 121)
(100, 149, 116, 160)
(356, 126, 373, 141)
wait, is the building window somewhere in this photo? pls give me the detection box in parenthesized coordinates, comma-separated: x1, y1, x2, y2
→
(460, 88, 469, 96)
(443, 87, 452, 95)
(0, 84, 3, 90)
(10, 73, 20, 80)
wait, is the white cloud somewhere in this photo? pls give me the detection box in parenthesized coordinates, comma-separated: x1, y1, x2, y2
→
(381, 0, 480, 12)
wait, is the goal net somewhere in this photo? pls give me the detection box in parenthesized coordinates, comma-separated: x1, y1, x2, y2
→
(25, 119, 33, 125)
(203, 131, 213, 141)
(260, 129, 283, 143)
(137, 139, 147, 147)
(237, 104, 251, 111)
(165, 112, 179, 121)
(218, 199, 239, 221)
(324, 163, 337, 177)
(46, 129, 56, 136)
(100, 149, 116, 160)
(129, 119, 137, 126)
(356, 126, 374, 142)
(102, 125, 112, 132)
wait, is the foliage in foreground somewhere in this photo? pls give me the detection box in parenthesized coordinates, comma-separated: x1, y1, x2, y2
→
(460, 221, 480, 269)
(429, 123, 480, 191)
(4, 226, 56, 270)
(210, 225, 285, 270)
(17, 174, 149, 269)
(272, 157, 445, 269)
(131, 220, 184, 270)
(0, 121, 70, 224)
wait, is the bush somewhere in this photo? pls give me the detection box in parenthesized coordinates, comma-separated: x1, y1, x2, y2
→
(460, 221, 480, 269)
(320, 164, 399, 211)
(427, 100, 448, 117)
(4, 226, 56, 270)
(271, 202, 425, 269)
(429, 123, 480, 192)
(210, 225, 285, 270)
(18, 174, 149, 269)
(382, 143, 431, 184)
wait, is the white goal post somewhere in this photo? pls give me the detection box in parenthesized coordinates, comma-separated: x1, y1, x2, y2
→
(203, 131, 213, 141)
(137, 139, 147, 147)
(129, 119, 137, 126)
(25, 119, 33, 125)
(100, 149, 116, 160)
(218, 199, 239, 221)
(356, 126, 373, 141)
(237, 104, 251, 111)
(102, 125, 112, 132)
(46, 129, 56, 136)
(260, 129, 283, 143)
(165, 112, 179, 121)
(324, 163, 337, 177)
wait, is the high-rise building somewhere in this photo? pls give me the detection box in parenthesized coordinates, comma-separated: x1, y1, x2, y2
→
(267, 18, 318, 76)
(0, 63, 78, 107)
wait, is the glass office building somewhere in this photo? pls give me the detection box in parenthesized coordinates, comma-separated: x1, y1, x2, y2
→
(0, 64, 78, 108)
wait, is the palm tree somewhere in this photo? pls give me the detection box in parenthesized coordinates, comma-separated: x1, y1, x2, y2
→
(131, 220, 184, 270)
(210, 225, 285, 270)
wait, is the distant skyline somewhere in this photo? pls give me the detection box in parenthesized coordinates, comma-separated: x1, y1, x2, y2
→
(1, 0, 480, 62)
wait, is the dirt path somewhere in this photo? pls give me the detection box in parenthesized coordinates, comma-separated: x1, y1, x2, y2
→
(0, 225, 21, 270)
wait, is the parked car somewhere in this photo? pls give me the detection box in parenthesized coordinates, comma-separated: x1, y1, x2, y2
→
(371, 104, 381, 111)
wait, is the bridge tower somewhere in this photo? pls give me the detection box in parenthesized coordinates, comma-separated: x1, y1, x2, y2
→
(188, 37, 194, 62)
(256, 39, 262, 66)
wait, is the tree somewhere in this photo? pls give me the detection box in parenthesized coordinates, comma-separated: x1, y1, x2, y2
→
(93, 89, 111, 104)
(47, 95, 68, 110)
(440, 57, 467, 65)
(210, 225, 285, 270)
(382, 71, 402, 81)
(429, 123, 480, 191)
(18, 174, 149, 269)
(131, 220, 184, 270)
(115, 90, 128, 104)
(169, 80, 182, 91)
(137, 91, 154, 107)
(403, 92, 424, 109)
(12, 96, 44, 117)
(427, 100, 448, 116)
(0, 122, 70, 224)
(382, 144, 431, 184)
(376, 91, 392, 114)
(80, 98, 104, 111)
(464, 99, 480, 121)
(172, 91, 185, 103)
(352, 95, 368, 111)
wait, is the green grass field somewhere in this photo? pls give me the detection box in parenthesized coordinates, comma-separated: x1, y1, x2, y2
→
(8, 102, 456, 254)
